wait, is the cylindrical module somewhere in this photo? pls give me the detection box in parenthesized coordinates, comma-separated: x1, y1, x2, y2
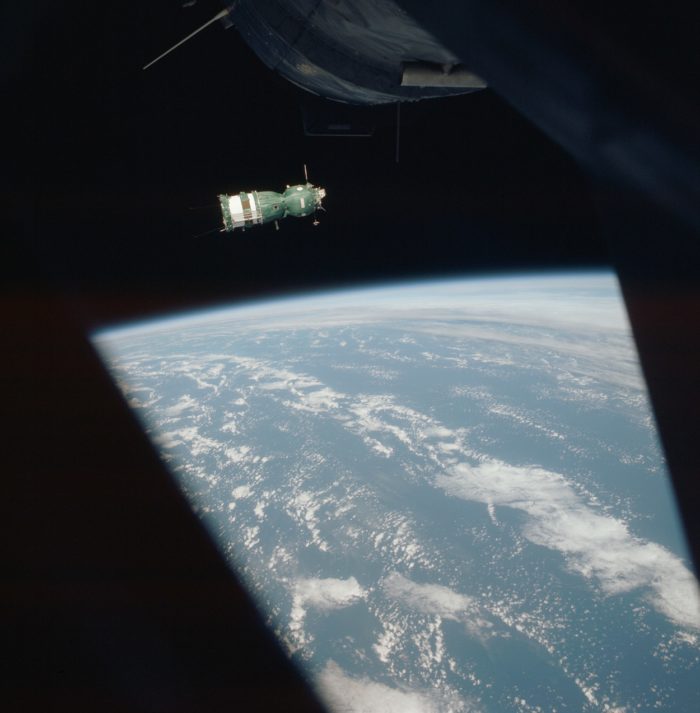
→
(218, 191, 264, 231)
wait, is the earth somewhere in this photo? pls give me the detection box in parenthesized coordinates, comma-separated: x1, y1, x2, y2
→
(94, 272, 700, 713)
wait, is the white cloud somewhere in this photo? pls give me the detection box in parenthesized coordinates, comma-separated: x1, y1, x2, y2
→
(422, 425, 456, 439)
(154, 426, 222, 455)
(437, 461, 700, 631)
(163, 394, 197, 416)
(382, 573, 474, 620)
(284, 387, 343, 413)
(289, 576, 366, 649)
(225, 446, 252, 463)
(316, 660, 475, 713)
(231, 485, 252, 498)
(381, 573, 493, 642)
(296, 576, 366, 612)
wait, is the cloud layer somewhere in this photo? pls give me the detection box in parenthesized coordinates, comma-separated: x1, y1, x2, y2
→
(437, 461, 700, 630)
(296, 576, 366, 611)
(316, 660, 474, 713)
(290, 577, 366, 649)
(383, 573, 474, 620)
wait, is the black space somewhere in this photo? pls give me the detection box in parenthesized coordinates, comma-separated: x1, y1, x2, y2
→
(17, 1, 605, 327)
(5, 3, 699, 712)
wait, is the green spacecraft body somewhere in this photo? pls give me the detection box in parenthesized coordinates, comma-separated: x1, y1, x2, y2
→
(218, 181, 326, 232)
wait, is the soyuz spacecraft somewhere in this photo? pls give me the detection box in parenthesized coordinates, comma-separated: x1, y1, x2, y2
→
(217, 166, 326, 232)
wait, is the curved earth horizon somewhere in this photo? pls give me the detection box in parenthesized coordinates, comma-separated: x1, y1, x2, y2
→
(94, 272, 700, 712)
